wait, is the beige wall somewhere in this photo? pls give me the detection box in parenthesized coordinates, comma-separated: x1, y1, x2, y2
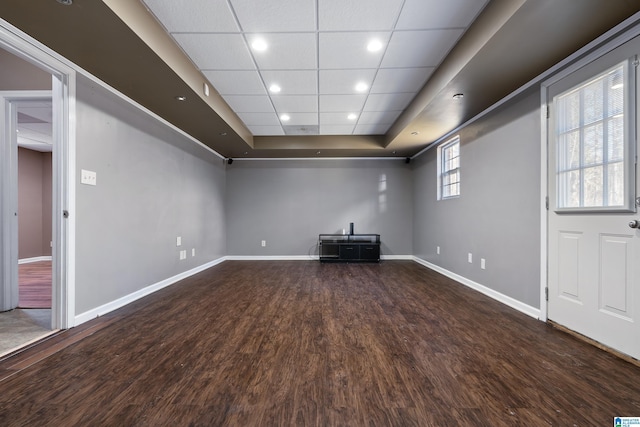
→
(18, 147, 52, 259)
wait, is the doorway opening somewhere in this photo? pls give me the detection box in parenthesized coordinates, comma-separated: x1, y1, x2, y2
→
(0, 24, 74, 357)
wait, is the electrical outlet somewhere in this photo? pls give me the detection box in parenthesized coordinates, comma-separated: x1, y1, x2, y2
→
(192, 248, 195, 257)
(179, 250, 187, 260)
(176, 236, 182, 247)
(468, 253, 473, 263)
(261, 240, 266, 247)
(481, 258, 486, 269)
(80, 169, 97, 186)
(436, 246, 440, 255)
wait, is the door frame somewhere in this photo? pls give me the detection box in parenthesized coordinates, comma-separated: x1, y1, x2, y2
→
(540, 21, 640, 323)
(0, 20, 76, 329)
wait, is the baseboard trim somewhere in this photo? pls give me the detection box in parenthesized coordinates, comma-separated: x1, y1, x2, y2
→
(225, 255, 413, 261)
(74, 257, 226, 326)
(382, 255, 413, 260)
(225, 255, 318, 261)
(412, 256, 541, 320)
(18, 256, 52, 265)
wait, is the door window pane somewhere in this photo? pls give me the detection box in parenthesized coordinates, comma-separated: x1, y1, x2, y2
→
(555, 62, 629, 210)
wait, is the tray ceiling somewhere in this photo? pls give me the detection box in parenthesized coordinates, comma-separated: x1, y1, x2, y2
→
(0, 0, 638, 158)
(141, 0, 487, 138)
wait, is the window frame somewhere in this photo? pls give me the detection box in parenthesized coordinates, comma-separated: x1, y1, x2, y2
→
(437, 136, 461, 200)
(553, 59, 637, 213)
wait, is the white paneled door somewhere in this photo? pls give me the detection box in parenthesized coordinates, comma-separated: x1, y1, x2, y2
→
(547, 36, 640, 359)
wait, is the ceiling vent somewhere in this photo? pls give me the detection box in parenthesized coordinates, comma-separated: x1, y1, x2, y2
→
(283, 125, 319, 135)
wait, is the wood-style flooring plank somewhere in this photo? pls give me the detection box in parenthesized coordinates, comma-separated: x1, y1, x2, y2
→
(0, 260, 639, 426)
(18, 261, 52, 309)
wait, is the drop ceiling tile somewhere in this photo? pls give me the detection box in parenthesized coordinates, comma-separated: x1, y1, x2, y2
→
(320, 113, 359, 125)
(251, 33, 317, 70)
(319, 69, 377, 95)
(363, 93, 416, 112)
(173, 33, 254, 70)
(319, 125, 355, 135)
(249, 125, 285, 136)
(318, 0, 404, 31)
(204, 70, 266, 95)
(230, 0, 316, 32)
(143, 0, 239, 32)
(370, 67, 433, 93)
(222, 95, 275, 113)
(319, 32, 389, 69)
(358, 110, 402, 125)
(281, 113, 318, 126)
(354, 123, 391, 135)
(380, 29, 464, 68)
(260, 70, 318, 95)
(238, 112, 280, 126)
(396, 0, 489, 30)
(320, 95, 366, 113)
(271, 96, 318, 113)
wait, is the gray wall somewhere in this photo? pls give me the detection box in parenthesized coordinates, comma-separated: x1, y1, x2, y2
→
(226, 159, 413, 257)
(74, 75, 227, 315)
(18, 147, 52, 259)
(412, 89, 541, 308)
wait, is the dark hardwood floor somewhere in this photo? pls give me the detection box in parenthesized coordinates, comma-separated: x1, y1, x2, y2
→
(0, 260, 638, 426)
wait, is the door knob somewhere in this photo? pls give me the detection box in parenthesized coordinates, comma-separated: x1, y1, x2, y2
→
(629, 220, 640, 229)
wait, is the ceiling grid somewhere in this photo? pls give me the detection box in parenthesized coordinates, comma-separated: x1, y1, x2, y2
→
(141, 0, 487, 137)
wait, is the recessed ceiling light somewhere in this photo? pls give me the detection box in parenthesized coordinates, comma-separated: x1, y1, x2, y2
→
(347, 113, 358, 120)
(269, 84, 281, 93)
(251, 38, 268, 52)
(411, 131, 419, 135)
(355, 82, 368, 92)
(280, 114, 290, 122)
(367, 39, 383, 52)
(219, 132, 227, 136)
(175, 95, 187, 101)
(453, 93, 464, 100)
(56, 0, 73, 5)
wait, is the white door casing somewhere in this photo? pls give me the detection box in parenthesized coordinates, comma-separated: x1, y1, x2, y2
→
(0, 20, 76, 329)
(547, 37, 640, 359)
(0, 95, 19, 312)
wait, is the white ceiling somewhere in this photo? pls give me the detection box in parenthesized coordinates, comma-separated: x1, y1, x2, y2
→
(141, 0, 488, 137)
(16, 100, 52, 152)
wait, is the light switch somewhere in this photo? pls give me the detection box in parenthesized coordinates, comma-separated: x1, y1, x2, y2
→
(80, 169, 97, 186)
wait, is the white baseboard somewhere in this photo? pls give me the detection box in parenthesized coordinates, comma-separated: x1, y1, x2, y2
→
(381, 255, 413, 260)
(412, 256, 541, 320)
(18, 256, 52, 264)
(74, 257, 226, 326)
(225, 255, 413, 261)
(225, 255, 319, 261)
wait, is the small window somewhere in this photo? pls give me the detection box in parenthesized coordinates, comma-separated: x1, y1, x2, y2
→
(438, 136, 460, 199)
(554, 61, 632, 211)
